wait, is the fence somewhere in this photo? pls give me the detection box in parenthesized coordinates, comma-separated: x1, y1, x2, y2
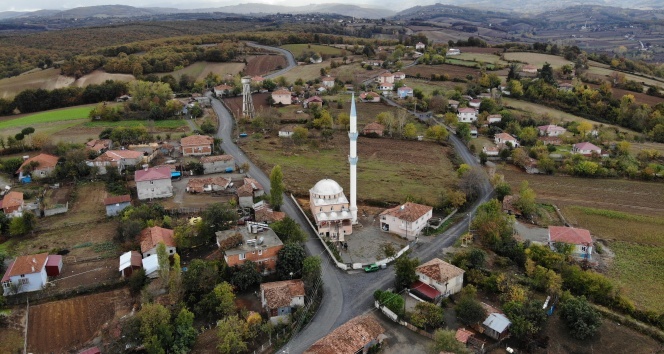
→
(374, 300, 434, 340)
(43, 201, 69, 216)
(5, 279, 126, 306)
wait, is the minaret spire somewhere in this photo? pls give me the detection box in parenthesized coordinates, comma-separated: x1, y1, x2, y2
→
(349, 93, 358, 224)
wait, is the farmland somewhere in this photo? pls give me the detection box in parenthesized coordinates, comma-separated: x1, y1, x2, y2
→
(72, 70, 135, 87)
(280, 44, 343, 58)
(163, 61, 245, 81)
(586, 66, 664, 90)
(402, 64, 500, 81)
(27, 289, 133, 353)
(454, 52, 507, 66)
(245, 55, 287, 76)
(83, 119, 188, 130)
(276, 61, 330, 83)
(0, 105, 95, 129)
(0, 68, 73, 99)
(241, 131, 458, 205)
(503, 52, 573, 68)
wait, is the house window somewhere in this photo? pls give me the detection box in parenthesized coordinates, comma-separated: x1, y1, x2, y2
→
(19, 278, 29, 285)
(581, 246, 587, 251)
(258, 249, 263, 256)
(150, 181, 154, 185)
(169, 249, 173, 254)
(239, 253, 246, 260)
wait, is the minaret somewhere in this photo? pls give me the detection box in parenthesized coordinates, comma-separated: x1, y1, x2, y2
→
(348, 94, 358, 224)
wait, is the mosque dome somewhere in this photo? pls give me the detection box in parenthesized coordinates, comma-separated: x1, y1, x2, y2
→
(310, 179, 343, 196)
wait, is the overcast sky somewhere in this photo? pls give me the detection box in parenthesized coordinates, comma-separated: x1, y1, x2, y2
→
(0, 0, 401, 12)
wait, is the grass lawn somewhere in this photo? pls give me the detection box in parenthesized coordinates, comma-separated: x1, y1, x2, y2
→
(280, 44, 343, 57)
(609, 242, 664, 313)
(84, 119, 187, 129)
(0, 106, 94, 129)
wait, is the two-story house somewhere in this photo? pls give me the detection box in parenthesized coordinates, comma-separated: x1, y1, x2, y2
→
(139, 226, 176, 258)
(457, 108, 478, 123)
(201, 155, 235, 174)
(237, 177, 264, 208)
(548, 226, 593, 260)
(494, 133, 519, 148)
(411, 258, 464, 302)
(135, 166, 173, 200)
(305, 314, 386, 354)
(271, 89, 292, 105)
(89, 150, 143, 174)
(216, 223, 284, 273)
(2, 253, 51, 296)
(377, 72, 395, 84)
(321, 76, 335, 88)
(260, 279, 305, 324)
(181, 135, 214, 156)
(379, 202, 433, 240)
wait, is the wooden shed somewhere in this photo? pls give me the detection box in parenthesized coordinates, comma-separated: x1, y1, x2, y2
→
(45, 255, 63, 277)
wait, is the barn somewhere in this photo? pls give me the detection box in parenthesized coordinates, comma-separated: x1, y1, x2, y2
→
(45, 255, 63, 277)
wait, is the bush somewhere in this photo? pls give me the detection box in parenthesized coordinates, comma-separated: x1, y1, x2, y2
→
(559, 295, 601, 340)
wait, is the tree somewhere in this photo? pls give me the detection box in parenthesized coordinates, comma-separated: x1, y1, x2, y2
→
(172, 308, 197, 354)
(269, 165, 284, 211)
(197, 282, 236, 321)
(458, 166, 485, 202)
(559, 295, 601, 340)
(169, 254, 183, 303)
(456, 123, 471, 142)
(216, 315, 248, 354)
(494, 182, 511, 202)
(577, 121, 593, 137)
(139, 303, 173, 353)
(8, 212, 36, 237)
(292, 127, 308, 146)
(425, 125, 449, 143)
(157, 242, 170, 282)
(302, 256, 322, 295)
(276, 243, 306, 279)
(403, 123, 417, 139)
(503, 300, 547, 341)
(455, 296, 487, 326)
(231, 261, 261, 291)
(271, 217, 307, 244)
(514, 181, 537, 217)
(394, 254, 419, 291)
(374, 289, 405, 317)
(200, 203, 237, 242)
(410, 302, 444, 330)
(518, 127, 538, 146)
(431, 329, 470, 354)
(336, 112, 350, 129)
(538, 62, 556, 85)
(183, 259, 223, 308)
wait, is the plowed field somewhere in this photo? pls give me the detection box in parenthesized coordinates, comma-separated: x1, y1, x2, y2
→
(27, 289, 132, 353)
(245, 55, 287, 76)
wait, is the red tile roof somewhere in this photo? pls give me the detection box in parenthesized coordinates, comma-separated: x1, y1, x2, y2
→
(273, 89, 290, 95)
(380, 202, 432, 223)
(363, 122, 385, 132)
(458, 107, 476, 113)
(495, 132, 517, 141)
(1, 191, 23, 213)
(180, 135, 214, 147)
(260, 279, 305, 309)
(305, 315, 385, 354)
(2, 253, 48, 280)
(416, 258, 464, 283)
(322, 76, 335, 82)
(573, 142, 601, 152)
(139, 226, 176, 253)
(549, 226, 592, 246)
(455, 328, 474, 343)
(103, 194, 131, 205)
(17, 153, 59, 173)
(135, 166, 171, 182)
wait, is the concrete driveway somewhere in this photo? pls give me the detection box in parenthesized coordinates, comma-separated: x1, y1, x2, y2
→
(514, 221, 549, 244)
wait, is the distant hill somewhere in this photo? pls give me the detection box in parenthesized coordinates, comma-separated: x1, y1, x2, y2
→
(395, 0, 663, 13)
(202, 3, 394, 18)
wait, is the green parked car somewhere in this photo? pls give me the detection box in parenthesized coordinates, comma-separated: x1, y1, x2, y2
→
(364, 263, 380, 272)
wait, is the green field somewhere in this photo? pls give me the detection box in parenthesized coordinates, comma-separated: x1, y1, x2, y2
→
(163, 62, 245, 81)
(276, 62, 329, 83)
(586, 66, 664, 90)
(562, 205, 664, 312)
(455, 52, 507, 66)
(445, 58, 482, 68)
(0, 106, 94, 129)
(84, 120, 187, 129)
(280, 44, 343, 58)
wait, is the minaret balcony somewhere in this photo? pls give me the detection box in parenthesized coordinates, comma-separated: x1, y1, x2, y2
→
(348, 156, 358, 165)
(348, 132, 358, 141)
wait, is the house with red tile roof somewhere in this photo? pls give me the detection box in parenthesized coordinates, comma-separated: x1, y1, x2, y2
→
(185, 176, 231, 193)
(201, 154, 235, 174)
(139, 226, 176, 258)
(376, 72, 395, 84)
(359, 91, 380, 103)
(303, 96, 323, 108)
(135, 166, 173, 200)
(572, 142, 602, 156)
(260, 279, 305, 324)
(487, 114, 502, 124)
(0, 191, 24, 218)
(414, 258, 464, 300)
(362, 122, 385, 137)
(393, 71, 406, 80)
(378, 82, 394, 92)
(214, 84, 234, 97)
(103, 194, 131, 216)
(2, 253, 51, 296)
(397, 86, 413, 99)
(494, 132, 519, 148)
(321, 76, 335, 88)
(272, 89, 292, 105)
(538, 124, 566, 137)
(17, 153, 59, 180)
(89, 150, 143, 174)
(237, 177, 264, 208)
(548, 226, 593, 260)
(457, 107, 478, 123)
(181, 135, 214, 156)
(254, 202, 286, 224)
(305, 314, 386, 354)
(379, 202, 433, 240)
(85, 139, 112, 154)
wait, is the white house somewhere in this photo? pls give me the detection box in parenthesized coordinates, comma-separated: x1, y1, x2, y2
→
(482, 146, 500, 157)
(260, 279, 305, 324)
(237, 177, 264, 208)
(415, 258, 464, 298)
(494, 133, 519, 147)
(469, 99, 482, 108)
(572, 142, 602, 156)
(487, 114, 502, 124)
(272, 89, 292, 105)
(415, 42, 426, 50)
(377, 72, 395, 84)
(119, 250, 142, 278)
(135, 166, 173, 200)
(538, 125, 566, 137)
(0, 191, 24, 218)
(89, 150, 143, 174)
(17, 153, 59, 180)
(2, 253, 49, 296)
(322, 76, 335, 88)
(457, 108, 478, 123)
(393, 71, 406, 80)
(379, 202, 433, 240)
(279, 125, 295, 138)
(446, 48, 461, 56)
(548, 226, 593, 260)
(397, 86, 414, 99)
(378, 82, 394, 93)
(214, 84, 233, 97)
(139, 226, 176, 258)
(142, 254, 161, 279)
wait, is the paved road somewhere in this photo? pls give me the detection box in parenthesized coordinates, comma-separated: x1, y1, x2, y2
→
(208, 45, 493, 353)
(246, 42, 296, 79)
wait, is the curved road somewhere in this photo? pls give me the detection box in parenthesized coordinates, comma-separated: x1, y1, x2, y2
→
(209, 43, 493, 353)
